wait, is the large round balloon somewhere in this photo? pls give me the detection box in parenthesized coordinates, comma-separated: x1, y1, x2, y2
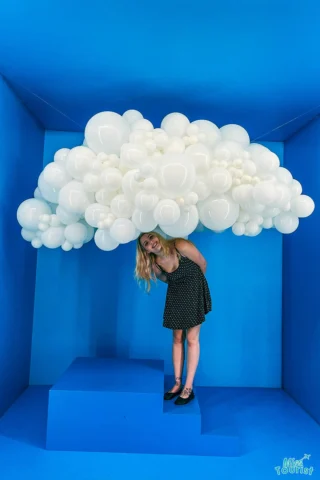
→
(17, 198, 52, 231)
(198, 194, 240, 230)
(157, 154, 196, 198)
(85, 112, 130, 155)
(161, 206, 199, 237)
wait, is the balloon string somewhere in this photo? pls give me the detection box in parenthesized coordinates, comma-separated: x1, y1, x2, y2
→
(3, 75, 83, 129)
(252, 102, 320, 141)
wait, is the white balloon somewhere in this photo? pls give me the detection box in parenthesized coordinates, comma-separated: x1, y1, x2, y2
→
(123, 110, 143, 124)
(220, 124, 250, 147)
(85, 112, 130, 155)
(83, 173, 101, 193)
(143, 177, 159, 192)
(198, 194, 239, 231)
(38, 173, 59, 203)
(54, 148, 70, 166)
(193, 178, 211, 201)
(237, 210, 250, 223)
(274, 213, 299, 234)
(43, 162, 72, 189)
(262, 217, 273, 229)
(192, 120, 221, 148)
(290, 195, 315, 218)
(85, 203, 110, 227)
(161, 113, 190, 137)
(21, 228, 37, 242)
(66, 146, 95, 180)
(232, 222, 245, 236)
(17, 198, 51, 231)
(135, 190, 159, 212)
(111, 194, 134, 218)
(110, 218, 136, 244)
(262, 207, 281, 218)
(62, 241, 73, 252)
(276, 167, 293, 185)
(246, 221, 260, 235)
(132, 209, 158, 232)
(56, 206, 81, 225)
(41, 226, 65, 248)
(160, 205, 199, 237)
(95, 229, 119, 251)
(272, 184, 291, 209)
(164, 137, 186, 154)
(157, 154, 196, 198)
(58, 181, 94, 214)
(185, 143, 212, 174)
(120, 143, 147, 170)
(249, 146, 280, 173)
(291, 179, 302, 197)
(64, 222, 87, 244)
(252, 182, 278, 205)
(131, 119, 154, 132)
(207, 167, 232, 194)
(31, 238, 42, 249)
(232, 184, 253, 203)
(122, 169, 141, 201)
(213, 141, 243, 161)
(153, 199, 180, 226)
(242, 159, 257, 176)
(79, 220, 95, 243)
(153, 129, 169, 148)
(95, 188, 118, 206)
(34, 187, 43, 200)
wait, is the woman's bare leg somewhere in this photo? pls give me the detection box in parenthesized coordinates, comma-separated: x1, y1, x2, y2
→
(168, 329, 185, 392)
(180, 325, 201, 398)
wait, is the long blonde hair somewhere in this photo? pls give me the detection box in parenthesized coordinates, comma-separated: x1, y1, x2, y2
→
(135, 231, 192, 292)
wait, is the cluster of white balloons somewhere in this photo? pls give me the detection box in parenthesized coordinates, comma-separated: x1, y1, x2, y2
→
(17, 110, 315, 251)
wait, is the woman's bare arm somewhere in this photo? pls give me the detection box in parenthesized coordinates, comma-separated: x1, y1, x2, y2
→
(175, 239, 207, 274)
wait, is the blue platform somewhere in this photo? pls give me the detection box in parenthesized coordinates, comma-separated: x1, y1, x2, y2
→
(46, 357, 240, 456)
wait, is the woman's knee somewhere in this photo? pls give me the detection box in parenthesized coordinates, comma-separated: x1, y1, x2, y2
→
(173, 330, 184, 344)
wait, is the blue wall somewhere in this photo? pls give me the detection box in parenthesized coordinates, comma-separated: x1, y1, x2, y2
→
(283, 119, 320, 424)
(0, 76, 44, 416)
(30, 133, 283, 388)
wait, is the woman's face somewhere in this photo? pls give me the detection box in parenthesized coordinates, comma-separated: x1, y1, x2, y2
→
(140, 233, 162, 255)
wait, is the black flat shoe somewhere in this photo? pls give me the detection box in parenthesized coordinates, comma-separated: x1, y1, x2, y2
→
(174, 388, 195, 405)
(164, 386, 183, 400)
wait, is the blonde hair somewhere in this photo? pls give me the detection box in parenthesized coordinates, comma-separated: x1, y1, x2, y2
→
(135, 232, 192, 292)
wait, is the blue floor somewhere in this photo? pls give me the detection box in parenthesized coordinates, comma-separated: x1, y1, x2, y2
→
(1, 385, 320, 480)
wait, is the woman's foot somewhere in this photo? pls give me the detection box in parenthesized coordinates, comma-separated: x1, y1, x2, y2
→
(174, 387, 195, 405)
(164, 378, 183, 400)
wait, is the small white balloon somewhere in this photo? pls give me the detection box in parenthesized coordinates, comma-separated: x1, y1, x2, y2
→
(220, 124, 250, 147)
(123, 109, 143, 124)
(42, 226, 65, 248)
(62, 241, 73, 252)
(276, 167, 293, 185)
(50, 214, 61, 227)
(66, 146, 95, 180)
(59, 181, 94, 214)
(161, 113, 190, 137)
(111, 194, 134, 218)
(290, 195, 315, 218)
(193, 179, 211, 201)
(17, 198, 52, 231)
(207, 167, 233, 194)
(164, 137, 186, 154)
(274, 213, 299, 234)
(110, 218, 136, 244)
(21, 228, 37, 242)
(54, 148, 70, 166)
(192, 120, 221, 148)
(291, 179, 302, 197)
(83, 173, 101, 192)
(85, 111, 130, 155)
(232, 222, 245, 236)
(246, 221, 260, 235)
(32, 238, 42, 249)
(131, 119, 154, 132)
(132, 209, 158, 232)
(157, 154, 196, 199)
(143, 177, 159, 192)
(85, 203, 110, 227)
(160, 205, 199, 237)
(232, 184, 254, 204)
(120, 143, 148, 170)
(95, 229, 119, 251)
(122, 169, 141, 201)
(64, 222, 87, 244)
(135, 190, 159, 212)
(56, 206, 81, 225)
(38, 173, 59, 203)
(252, 182, 278, 205)
(185, 143, 212, 174)
(262, 217, 273, 229)
(95, 188, 118, 206)
(153, 199, 180, 226)
(43, 162, 72, 189)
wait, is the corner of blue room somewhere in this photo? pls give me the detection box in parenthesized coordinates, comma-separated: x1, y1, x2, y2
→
(29, 131, 283, 390)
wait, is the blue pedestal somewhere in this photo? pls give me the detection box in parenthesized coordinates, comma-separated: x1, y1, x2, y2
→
(46, 357, 240, 456)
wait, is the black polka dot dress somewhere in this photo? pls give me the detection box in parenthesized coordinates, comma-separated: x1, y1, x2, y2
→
(156, 249, 212, 330)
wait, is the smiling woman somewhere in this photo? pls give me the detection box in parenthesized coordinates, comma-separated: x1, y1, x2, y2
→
(135, 232, 212, 406)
